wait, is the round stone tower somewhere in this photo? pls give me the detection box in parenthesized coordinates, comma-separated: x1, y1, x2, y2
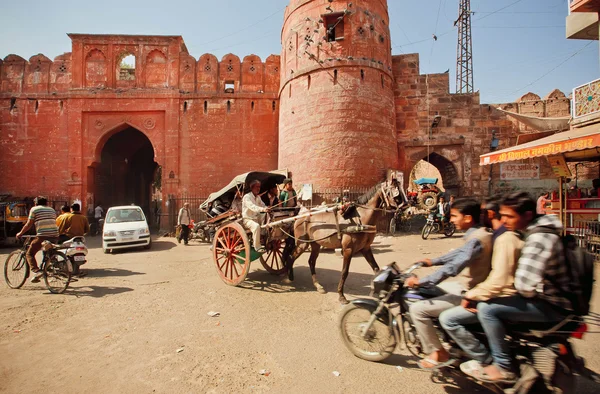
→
(278, 0, 398, 189)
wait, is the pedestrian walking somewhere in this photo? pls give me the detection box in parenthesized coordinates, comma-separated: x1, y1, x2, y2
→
(177, 203, 192, 245)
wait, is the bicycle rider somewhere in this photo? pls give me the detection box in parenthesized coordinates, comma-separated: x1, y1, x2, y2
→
(15, 197, 60, 283)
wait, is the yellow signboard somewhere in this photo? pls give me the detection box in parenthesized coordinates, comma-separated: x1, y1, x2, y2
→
(547, 155, 571, 178)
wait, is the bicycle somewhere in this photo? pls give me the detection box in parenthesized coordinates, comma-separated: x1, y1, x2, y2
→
(4, 236, 72, 294)
(389, 210, 412, 235)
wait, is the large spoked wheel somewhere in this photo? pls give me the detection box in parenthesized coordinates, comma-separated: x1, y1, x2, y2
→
(421, 224, 433, 240)
(338, 303, 396, 362)
(259, 238, 289, 275)
(213, 222, 251, 286)
(43, 251, 71, 294)
(4, 251, 29, 289)
(444, 223, 456, 237)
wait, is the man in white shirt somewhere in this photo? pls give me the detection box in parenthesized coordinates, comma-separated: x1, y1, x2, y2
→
(177, 203, 192, 245)
(242, 180, 270, 252)
(94, 203, 104, 220)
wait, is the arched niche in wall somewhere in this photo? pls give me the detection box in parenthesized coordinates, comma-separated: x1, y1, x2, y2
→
(116, 52, 136, 88)
(85, 49, 108, 88)
(145, 49, 167, 88)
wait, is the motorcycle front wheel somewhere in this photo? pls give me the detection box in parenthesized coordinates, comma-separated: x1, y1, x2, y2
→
(421, 224, 433, 240)
(389, 218, 397, 235)
(444, 223, 456, 237)
(338, 302, 396, 362)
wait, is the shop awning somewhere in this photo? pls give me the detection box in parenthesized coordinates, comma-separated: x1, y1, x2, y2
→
(480, 123, 600, 166)
(496, 108, 571, 132)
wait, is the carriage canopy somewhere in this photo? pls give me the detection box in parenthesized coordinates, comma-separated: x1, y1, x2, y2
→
(413, 177, 438, 186)
(199, 170, 288, 211)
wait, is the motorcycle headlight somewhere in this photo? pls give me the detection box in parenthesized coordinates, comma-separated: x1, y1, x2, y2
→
(371, 270, 393, 297)
(139, 227, 150, 235)
(103, 231, 116, 237)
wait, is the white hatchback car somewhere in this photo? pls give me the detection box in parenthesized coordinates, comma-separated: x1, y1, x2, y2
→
(102, 205, 152, 253)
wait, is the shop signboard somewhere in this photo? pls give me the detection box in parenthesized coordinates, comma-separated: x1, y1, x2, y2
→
(500, 163, 540, 180)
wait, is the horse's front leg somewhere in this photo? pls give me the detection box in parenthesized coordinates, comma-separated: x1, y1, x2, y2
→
(338, 248, 353, 305)
(283, 240, 307, 284)
(308, 243, 326, 294)
(361, 247, 380, 274)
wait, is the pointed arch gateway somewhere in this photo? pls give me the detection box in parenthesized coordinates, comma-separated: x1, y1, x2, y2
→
(409, 152, 461, 197)
(90, 124, 159, 215)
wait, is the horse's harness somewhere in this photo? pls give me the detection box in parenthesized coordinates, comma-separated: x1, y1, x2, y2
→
(277, 180, 401, 243)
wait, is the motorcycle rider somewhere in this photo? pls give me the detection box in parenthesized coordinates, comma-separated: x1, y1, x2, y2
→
(437, 196, 450, 229)
(405, 198, 492, 369)
(461, 192, 573, 384)
(439, 196, 523, 370)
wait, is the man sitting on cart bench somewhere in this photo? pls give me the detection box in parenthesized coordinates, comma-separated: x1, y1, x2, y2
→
(243, 180, 271, 253)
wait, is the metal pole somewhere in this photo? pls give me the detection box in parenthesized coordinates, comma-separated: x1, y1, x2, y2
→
(559, 177, 563, 231)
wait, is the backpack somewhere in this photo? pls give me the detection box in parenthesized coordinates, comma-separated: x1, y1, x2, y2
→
(530, 228, 595, 316)
(562, 234, 595, 315)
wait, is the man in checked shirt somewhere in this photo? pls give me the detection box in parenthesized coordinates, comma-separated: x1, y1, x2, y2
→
(461, 192, 573, 384)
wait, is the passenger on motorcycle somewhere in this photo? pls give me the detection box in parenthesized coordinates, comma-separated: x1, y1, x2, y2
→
(438, 196, 523, 370)
(461, 192, 573, 384)
(437, 196, 450, 225)
(405, 198, 492, 369)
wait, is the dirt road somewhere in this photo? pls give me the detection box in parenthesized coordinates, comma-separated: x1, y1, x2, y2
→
(1, 234, 599, 394)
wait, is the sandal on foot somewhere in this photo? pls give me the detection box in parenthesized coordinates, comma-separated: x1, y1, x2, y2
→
(417, 358, 456, 370)
(463, 366, 517, 384)
(460, 360, 485, 375)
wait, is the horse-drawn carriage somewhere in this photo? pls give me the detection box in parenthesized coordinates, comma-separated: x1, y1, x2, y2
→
(202, 170, 404, 303)
(199, 170, 299, 285)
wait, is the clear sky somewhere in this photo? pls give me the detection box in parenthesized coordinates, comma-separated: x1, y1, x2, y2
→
(0, 0, 597, 104)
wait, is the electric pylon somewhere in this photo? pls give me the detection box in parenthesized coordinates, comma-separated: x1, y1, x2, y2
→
(455, 0, 474, 93)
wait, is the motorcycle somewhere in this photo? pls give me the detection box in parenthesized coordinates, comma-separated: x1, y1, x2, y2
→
(338, 262, 589, 394)
(58, 236, 88, 276)
(421, 211, 455, 240)
(188, 219, 214, 243)
(90, 218, 104, 237)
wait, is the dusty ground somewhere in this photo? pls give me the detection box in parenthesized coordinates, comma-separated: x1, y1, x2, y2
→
(1, 232, 600, 394)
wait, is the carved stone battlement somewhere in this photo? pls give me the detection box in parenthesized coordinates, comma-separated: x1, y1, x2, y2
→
(0, 34, 280, 95)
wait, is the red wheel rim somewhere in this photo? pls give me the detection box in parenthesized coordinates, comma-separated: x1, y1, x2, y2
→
(259, 238, 288, 275)
(212, 223, 250, 286)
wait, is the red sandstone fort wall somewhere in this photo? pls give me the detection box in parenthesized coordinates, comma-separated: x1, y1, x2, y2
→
(279, 0, 398, 188)
(392, 53, 580, 197)
(0, 35, 280, 206)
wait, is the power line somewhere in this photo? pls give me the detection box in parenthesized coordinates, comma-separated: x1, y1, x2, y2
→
(488, 41, 594, 99)
(475, 0, 525, 22)
(206, 29, 279, 53)
(474, 26, 565, 29)
(188, 7, 285, 50)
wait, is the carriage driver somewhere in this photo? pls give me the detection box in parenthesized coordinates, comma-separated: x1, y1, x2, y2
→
(242, 180, 271, 253)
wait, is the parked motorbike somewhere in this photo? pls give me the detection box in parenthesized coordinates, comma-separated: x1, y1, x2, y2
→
(90, 218, 104, 237)
(189, 219, 214, 243)
(59, 236, 88, 275)
(421, 211, 455, 239)
(338, 262, 588, 394)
